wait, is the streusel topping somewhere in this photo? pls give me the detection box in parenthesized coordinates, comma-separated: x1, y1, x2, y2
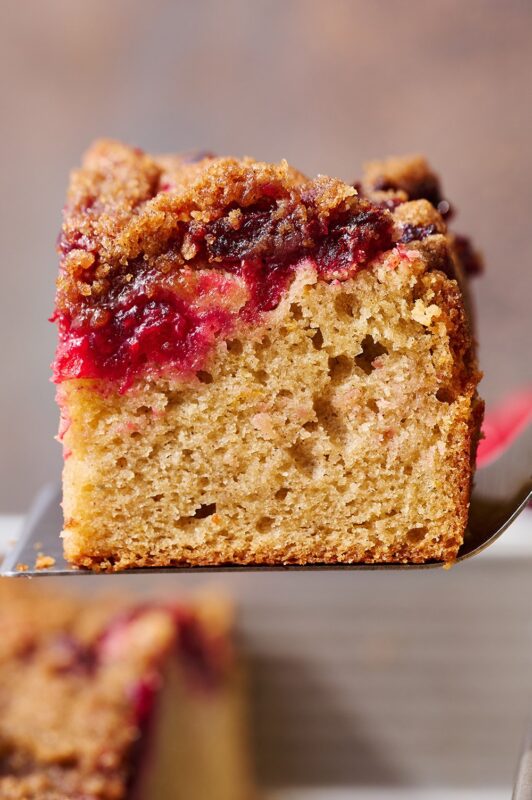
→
(53, 142, 470, 389)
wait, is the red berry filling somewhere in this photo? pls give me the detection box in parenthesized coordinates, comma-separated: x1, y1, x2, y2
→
(52, 202, 393, 389)
(399, 222, 439, 244)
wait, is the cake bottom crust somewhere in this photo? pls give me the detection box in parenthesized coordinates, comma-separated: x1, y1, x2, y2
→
(60, 254, 482, 571)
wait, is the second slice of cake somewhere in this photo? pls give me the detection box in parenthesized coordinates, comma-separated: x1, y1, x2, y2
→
(0, 580, 253, 799)
(53, 142, 483, 569)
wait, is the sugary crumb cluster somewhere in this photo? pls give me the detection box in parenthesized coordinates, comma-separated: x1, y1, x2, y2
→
(53, 142, 475, 390)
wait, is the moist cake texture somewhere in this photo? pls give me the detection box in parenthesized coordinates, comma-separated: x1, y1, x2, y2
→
(0, 580, 252, 799)
(53, 141, 483, 569)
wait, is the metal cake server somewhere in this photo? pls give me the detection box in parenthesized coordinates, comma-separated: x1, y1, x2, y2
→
(2, 421, 530, 576)
(514, 722, 532, 799)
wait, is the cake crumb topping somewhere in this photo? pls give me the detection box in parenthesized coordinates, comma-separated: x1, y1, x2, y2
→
(53, 142, 472, 390)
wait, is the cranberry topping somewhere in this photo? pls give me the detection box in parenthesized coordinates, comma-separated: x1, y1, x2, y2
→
(96, 605, 227, 691)
(53, 201, 393, 388)
(399, 223, 439, 244)
(176, 611, 227, 690)
(317, 207, 391, 275)
(200, 200, 391, 274)
(53, 291, 233, 389)
(239, 259, 295, 320)
(129, 674, 160, 725)
(52, 260, 296, 389)
(204, 201, 309, 263)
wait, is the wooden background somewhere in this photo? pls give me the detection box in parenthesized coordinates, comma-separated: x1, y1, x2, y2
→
(0, 0, 530, 510)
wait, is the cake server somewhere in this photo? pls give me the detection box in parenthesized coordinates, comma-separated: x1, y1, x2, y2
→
(513, 723, 532, 799)
(2, 420, 530, 576)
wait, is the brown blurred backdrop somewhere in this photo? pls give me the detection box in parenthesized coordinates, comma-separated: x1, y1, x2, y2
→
(0, 0, 530, 511)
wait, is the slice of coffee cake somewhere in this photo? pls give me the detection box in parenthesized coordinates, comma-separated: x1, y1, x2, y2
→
(0, 580, 253, 799)
(52, 141, 482, 569)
